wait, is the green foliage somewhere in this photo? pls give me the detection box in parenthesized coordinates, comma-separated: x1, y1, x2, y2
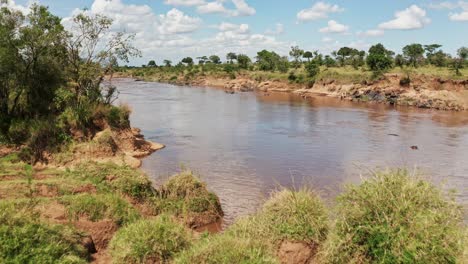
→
(106, 105, 131, 129)
(367, 43, 393, 76)
(237, 54, 251, 69)
(0, 202, 88, 264)
(174, 235, 278, 264)
(320, 170, 464, 264)
(109, 215, 192, 263)
(305, 61, 320, 78)
(403, 43, 425, 67)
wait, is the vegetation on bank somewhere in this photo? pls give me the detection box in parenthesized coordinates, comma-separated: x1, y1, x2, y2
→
(0, 3, 138, 162)
(0, 154, 222, 263)
(121, 43, 467, 88)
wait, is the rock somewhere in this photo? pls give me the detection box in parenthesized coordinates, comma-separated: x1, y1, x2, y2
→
(277, 241, 316, 264)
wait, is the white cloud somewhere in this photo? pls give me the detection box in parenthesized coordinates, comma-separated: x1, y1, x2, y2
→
(164, 0, 206, 6)
(297, 1, 344, 22)
(265, 23, 284, 35)
(357, 29, 385, 37)
(197, 1, 228, 14)
(379, 5, 430, 30)
(428, 1, 459, 9)
(231, 0, 256, 16)
(0, 0, 31, 14)
(319, 20, 349, 34)
(348, 40, 371, 51)
(449, 1, 468, 21)
(322, 37, 333, 42)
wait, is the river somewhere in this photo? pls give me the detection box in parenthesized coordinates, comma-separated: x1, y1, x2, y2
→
(115, 78, 468, 224)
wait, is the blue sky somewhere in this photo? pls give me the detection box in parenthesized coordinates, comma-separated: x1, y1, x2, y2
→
(8, 0, 468, 65)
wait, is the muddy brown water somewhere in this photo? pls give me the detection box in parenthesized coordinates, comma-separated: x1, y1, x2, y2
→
(115, 78, 468, 225)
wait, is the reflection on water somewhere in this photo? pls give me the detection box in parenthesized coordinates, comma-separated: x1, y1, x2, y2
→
(115, 79, 468, 224)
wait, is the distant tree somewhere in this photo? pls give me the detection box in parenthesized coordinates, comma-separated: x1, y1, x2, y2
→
(163, 59, 172, 67)
(403, 44, 425, 67)
(305, 61, 320, 78)
(277, 56, 290, 73)
(432, 51, 448, 67)
(289, 46, 304, 68)
(452, 46, 468, 75)
(147, 60, 157, 67)
(366, 43, 393, 76)
(312, 51, 324, 66)
(324, 55, 336, 67)
(424, 44, 442, 65)
(181, 57, 194, 66)
(336, 47, 356, 66)
(209, 55, 221, 64)
(197, 56, 209, 65)
(226, 52, 237, 64)
(303, 51, 313, 62)
(256, 50, 282, 71)
(394, 54, 406, 68)
(237, 54, 251, 69)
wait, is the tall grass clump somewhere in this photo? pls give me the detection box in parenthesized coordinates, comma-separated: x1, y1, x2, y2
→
(109, 214, 192, 263)
(319, 169, 465, 263)
(0, 202, 88, 263)
(229, 189, 328, 246)
(174, 234, 279, 264)
(157, 171, 223, 227)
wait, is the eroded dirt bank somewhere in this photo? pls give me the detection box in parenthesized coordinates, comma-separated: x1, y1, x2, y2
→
(128, 73, 468, 111)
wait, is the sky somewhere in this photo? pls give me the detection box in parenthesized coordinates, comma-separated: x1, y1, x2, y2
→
(4, 0, 468, 65)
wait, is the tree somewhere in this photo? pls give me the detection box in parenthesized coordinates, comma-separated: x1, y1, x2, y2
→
(237, 54, 251, 69)
(303, 51, 313, 62)
(424, 44, 442, 65)
(324, 55, 336, 68)
(452, 47, 468, 75)
(163, 59, 172, 67)
(226, 52, 237, 64)
(336, 47, 356, 66)
(181, 57, 194, 66)
(366, 43, 393, 76)
(432, 51, 448, 67)
(394, 54, 406, 68)
(256, 50, 282, 71)
(403, 44, 424, 67)
(305, 61, 320, 78)
(197, 56, 208, 65)
(289, 46, 304, 68)
(147, 60, 157, 67)
(209, 55, 221, 64)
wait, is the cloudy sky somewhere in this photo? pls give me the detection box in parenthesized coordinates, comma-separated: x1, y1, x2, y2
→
(5, 0, 468, 65)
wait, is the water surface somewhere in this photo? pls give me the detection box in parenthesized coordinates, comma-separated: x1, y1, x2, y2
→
(115, 78, 468, 224)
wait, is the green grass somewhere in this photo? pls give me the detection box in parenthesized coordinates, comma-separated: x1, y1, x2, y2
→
(0, 201, 88, 264)
(60, 194, 140, 225)
(174, 234, 279, 264)
(109, 214, 192, 263)
(228, 189, 328, 246)
(318, 169, 465, 264)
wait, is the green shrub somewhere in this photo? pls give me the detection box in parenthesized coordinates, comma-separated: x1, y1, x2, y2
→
(174, 235, 278, 264)
(109, 215, 192, 263)
(320, 170, 464, 263)
(61, 194, 140, 225)
(106, 105, 131, 129)
(0, 202, 88, 264)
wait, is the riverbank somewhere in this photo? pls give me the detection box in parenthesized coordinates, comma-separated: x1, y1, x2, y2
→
(116, 67, 468, 111)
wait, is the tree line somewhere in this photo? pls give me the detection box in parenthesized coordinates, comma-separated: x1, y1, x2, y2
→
(143, 43, 468, 77)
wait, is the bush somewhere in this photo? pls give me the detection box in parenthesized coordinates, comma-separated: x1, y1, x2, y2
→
(320, 170, 464, 263)
(305, 61, 320, 78)
(109, 215, 192, 263)
(174, 235, 278, 264)
(0, 202, 88, 263)
(106, 105, 131, 129)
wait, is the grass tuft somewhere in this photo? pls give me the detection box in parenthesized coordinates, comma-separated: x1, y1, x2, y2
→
(109, 214, 192, 263)
(318, 169, 465, 263)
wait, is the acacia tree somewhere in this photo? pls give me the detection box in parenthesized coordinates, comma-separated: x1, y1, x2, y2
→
(452, 47, 468, 75)
(181, 57, 194, 66)
(226, 52, 237, 64)
(237, 54, 251, 69)
(303, 51, 313, 62)
(403, 44, 424, 68)
(147, 60, 157, 67)
(424, 44, 442, 65)
(163, 59, 172, 67)
(209, 55, 221, 64)
(67, 12, 141, 103)
(289, 46, 304, 68)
